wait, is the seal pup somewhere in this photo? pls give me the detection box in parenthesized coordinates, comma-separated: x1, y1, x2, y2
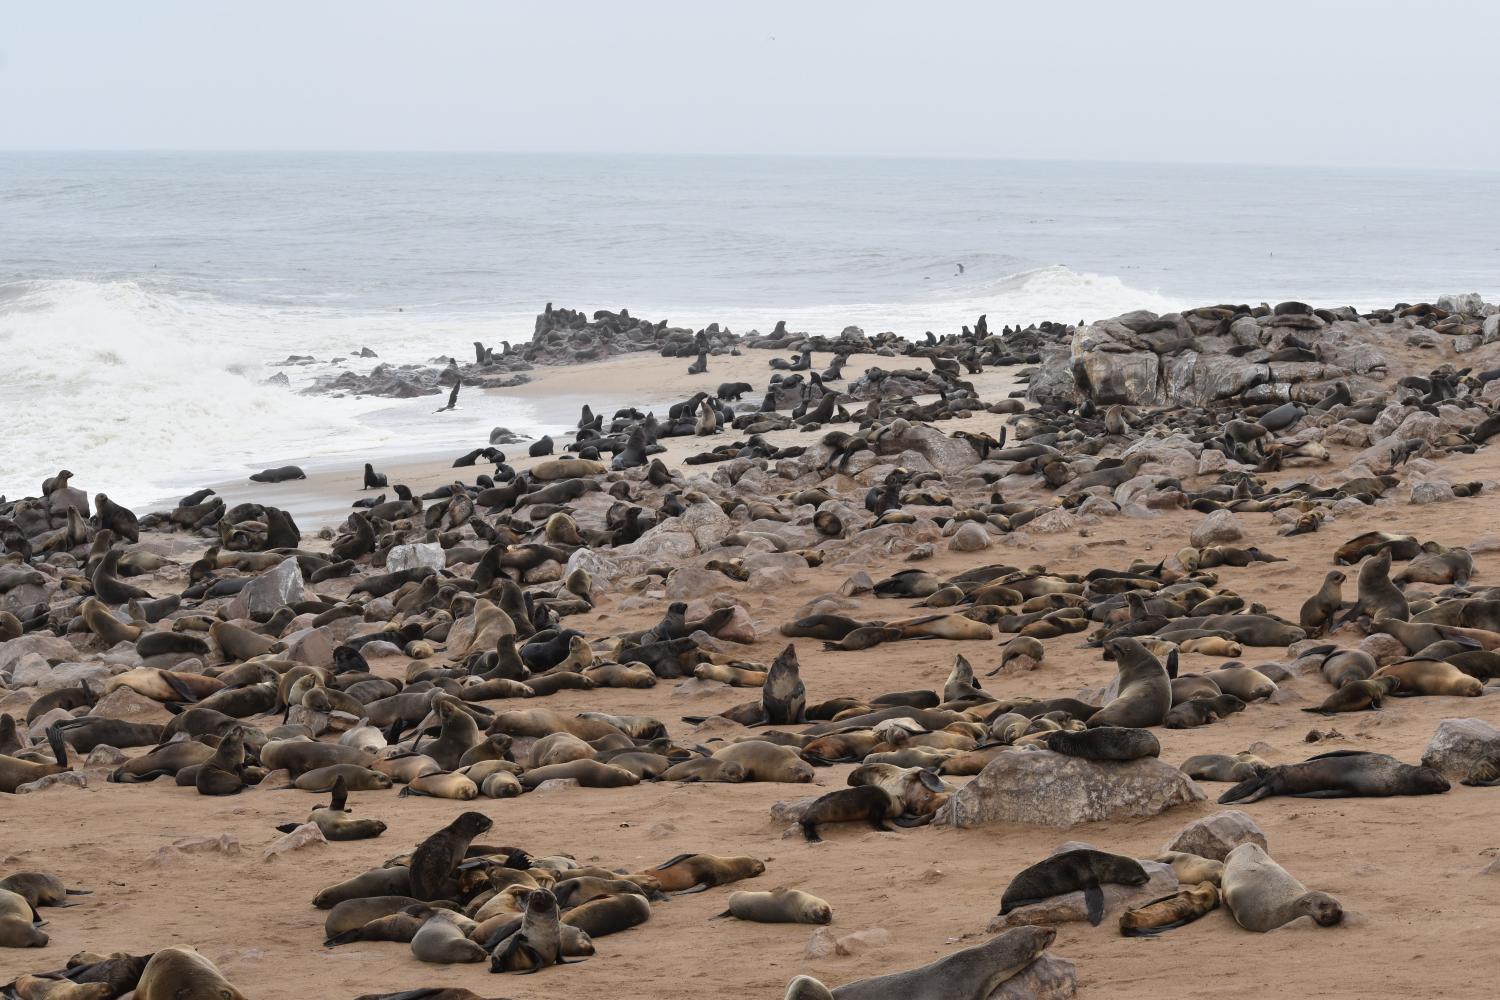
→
(716, 888, 832, 924)
(410, 811, 493, 900)
(1118, 881, 1219, 936)
(799, 785, 900, 843)
(1041, 726, 1160, 761)
(998, 848, 1149, 925)
(647, 854, 764, 893)
(1222, 843, 1341, 932)
(1302, 675, 1400, 715)
(783, 925, 1055, 1000)
(1219, 750, 1449, 803)
(363, 463, 388, 490)
(0, 725, 70, 794)
(411, 910, 487, 963)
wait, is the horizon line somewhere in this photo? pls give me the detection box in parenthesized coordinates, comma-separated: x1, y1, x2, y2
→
(0, 148, 1495, 175)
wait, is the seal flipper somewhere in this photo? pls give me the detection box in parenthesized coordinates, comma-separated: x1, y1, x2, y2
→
(1084, 881, 1105, 926)
(801, 822, 823, 844)
(1218, 773, 1272, 804)
(1165, 649, 1179, 680)
(328, 774, 349, 812)
(159, 672, 202, 704)
(45, 724, 69, 770)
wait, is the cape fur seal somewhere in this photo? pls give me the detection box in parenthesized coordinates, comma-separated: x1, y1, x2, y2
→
(999, 848, 1149, 925)
(783, 925, 1055, 1000)
(135, 947, 247, 999)
(1118, 881, 1219, 935)
(1088, 639, 1171, 728)
(1222, 843, 1341, 932)
(1219, 750, 1449, 803)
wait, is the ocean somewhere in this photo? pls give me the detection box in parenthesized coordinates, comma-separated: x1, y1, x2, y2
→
(2, 153, 1496, 506)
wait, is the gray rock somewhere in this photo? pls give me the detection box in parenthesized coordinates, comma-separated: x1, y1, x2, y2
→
(1420, 717, 1500, 782)
(840, 572, 874, 596)
(994, 955, 1077, 1000)
(933, 750, 1205, 829)
(226, 557, 304, 619)
(0, 635, 78, 684)
(678, 501, 735, 550)
(988, 860, 1177, 929)
(1162, 810, 1268, 861)
(1026, 509, 1079, 535)
(1359, 633, 1408, 666)
(665, 567, 731, 600)
(1409, 481, 1455, 505)
(1437, 292, 1486, 315)
(386, 542, 444, 574)
(948, 522, 993, 552)
(284, 627, 335, 667)
(1190, 509, 1245, 547)
(90, 686, 171, 723)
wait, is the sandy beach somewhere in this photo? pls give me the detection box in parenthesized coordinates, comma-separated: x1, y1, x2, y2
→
(6, 303, 1500, 1000)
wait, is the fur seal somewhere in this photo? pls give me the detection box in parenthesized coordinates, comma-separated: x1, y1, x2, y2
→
(1040, 726, 1160, 761)
(0, 726, 70, 794)
(717, 888, 832, 924)
(1222, 843, 1341, 932)
(647, 854, 764, 893)
(1118, 881, 1219, 936)
(0, 886, 46, 947)
(1302, 675, 1400, 714)
(410, 811, 493, 900)
(1088, 639, 1172, 728)
(999, 848, 1149, 925)
(134, 947, 247, 999)
(783, 925, 1055, 1000)
(763, 644, 807, 725)
(487, 887, 570, 973)
(249, 465, 306, 483)
(560, 892, 652, 937)
(195, 724, 248, 795)
(1373, 658, 1484, 696)
(411, 911, 487, 963)
(799, 785, 899, 842)
(1219, 749, 1449, 803)
(1342, 549, 1408, 625)
(1155, 850, 1225, 884)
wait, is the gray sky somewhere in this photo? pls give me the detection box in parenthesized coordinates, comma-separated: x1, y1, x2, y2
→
(2, 0, 1495, 168)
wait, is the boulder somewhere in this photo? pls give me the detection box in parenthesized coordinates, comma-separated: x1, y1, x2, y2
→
(1026, 509, 1079, 535)
(665, 567, 731, 600)
(678, 502, 736, 550)
(933, 750, 1204, 829)
(1359, 633, 1408, 666)
(284, 627, 335, 667)
(988, 860, 1177, 929)
(1421, 718, 1500, 782)
(994, 955, 1078, 1000)
(1161, 810, 1268, 861)
(226, 557, 304, 619)
(1409, 481, 1455, 505)
(386, 542, 444, 574)
(90, 686, 172, 723)
(0, 635, 78, 684)
(1190, 510, 1244, 547)
(948, 522, 993, 552)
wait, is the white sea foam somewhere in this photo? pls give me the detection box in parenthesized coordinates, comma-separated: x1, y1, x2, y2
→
(0, 266, 1179, 506)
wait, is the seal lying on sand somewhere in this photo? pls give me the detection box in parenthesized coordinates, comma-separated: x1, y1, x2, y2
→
(784, 925, 1055, 1000)
(1218, 750, 1449, 803)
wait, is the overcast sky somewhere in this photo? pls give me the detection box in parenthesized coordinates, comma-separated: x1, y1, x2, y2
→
(2, 0, 1495, 168)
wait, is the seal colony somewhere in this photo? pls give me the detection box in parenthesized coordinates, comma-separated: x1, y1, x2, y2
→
(4, 294, 1500, 997)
